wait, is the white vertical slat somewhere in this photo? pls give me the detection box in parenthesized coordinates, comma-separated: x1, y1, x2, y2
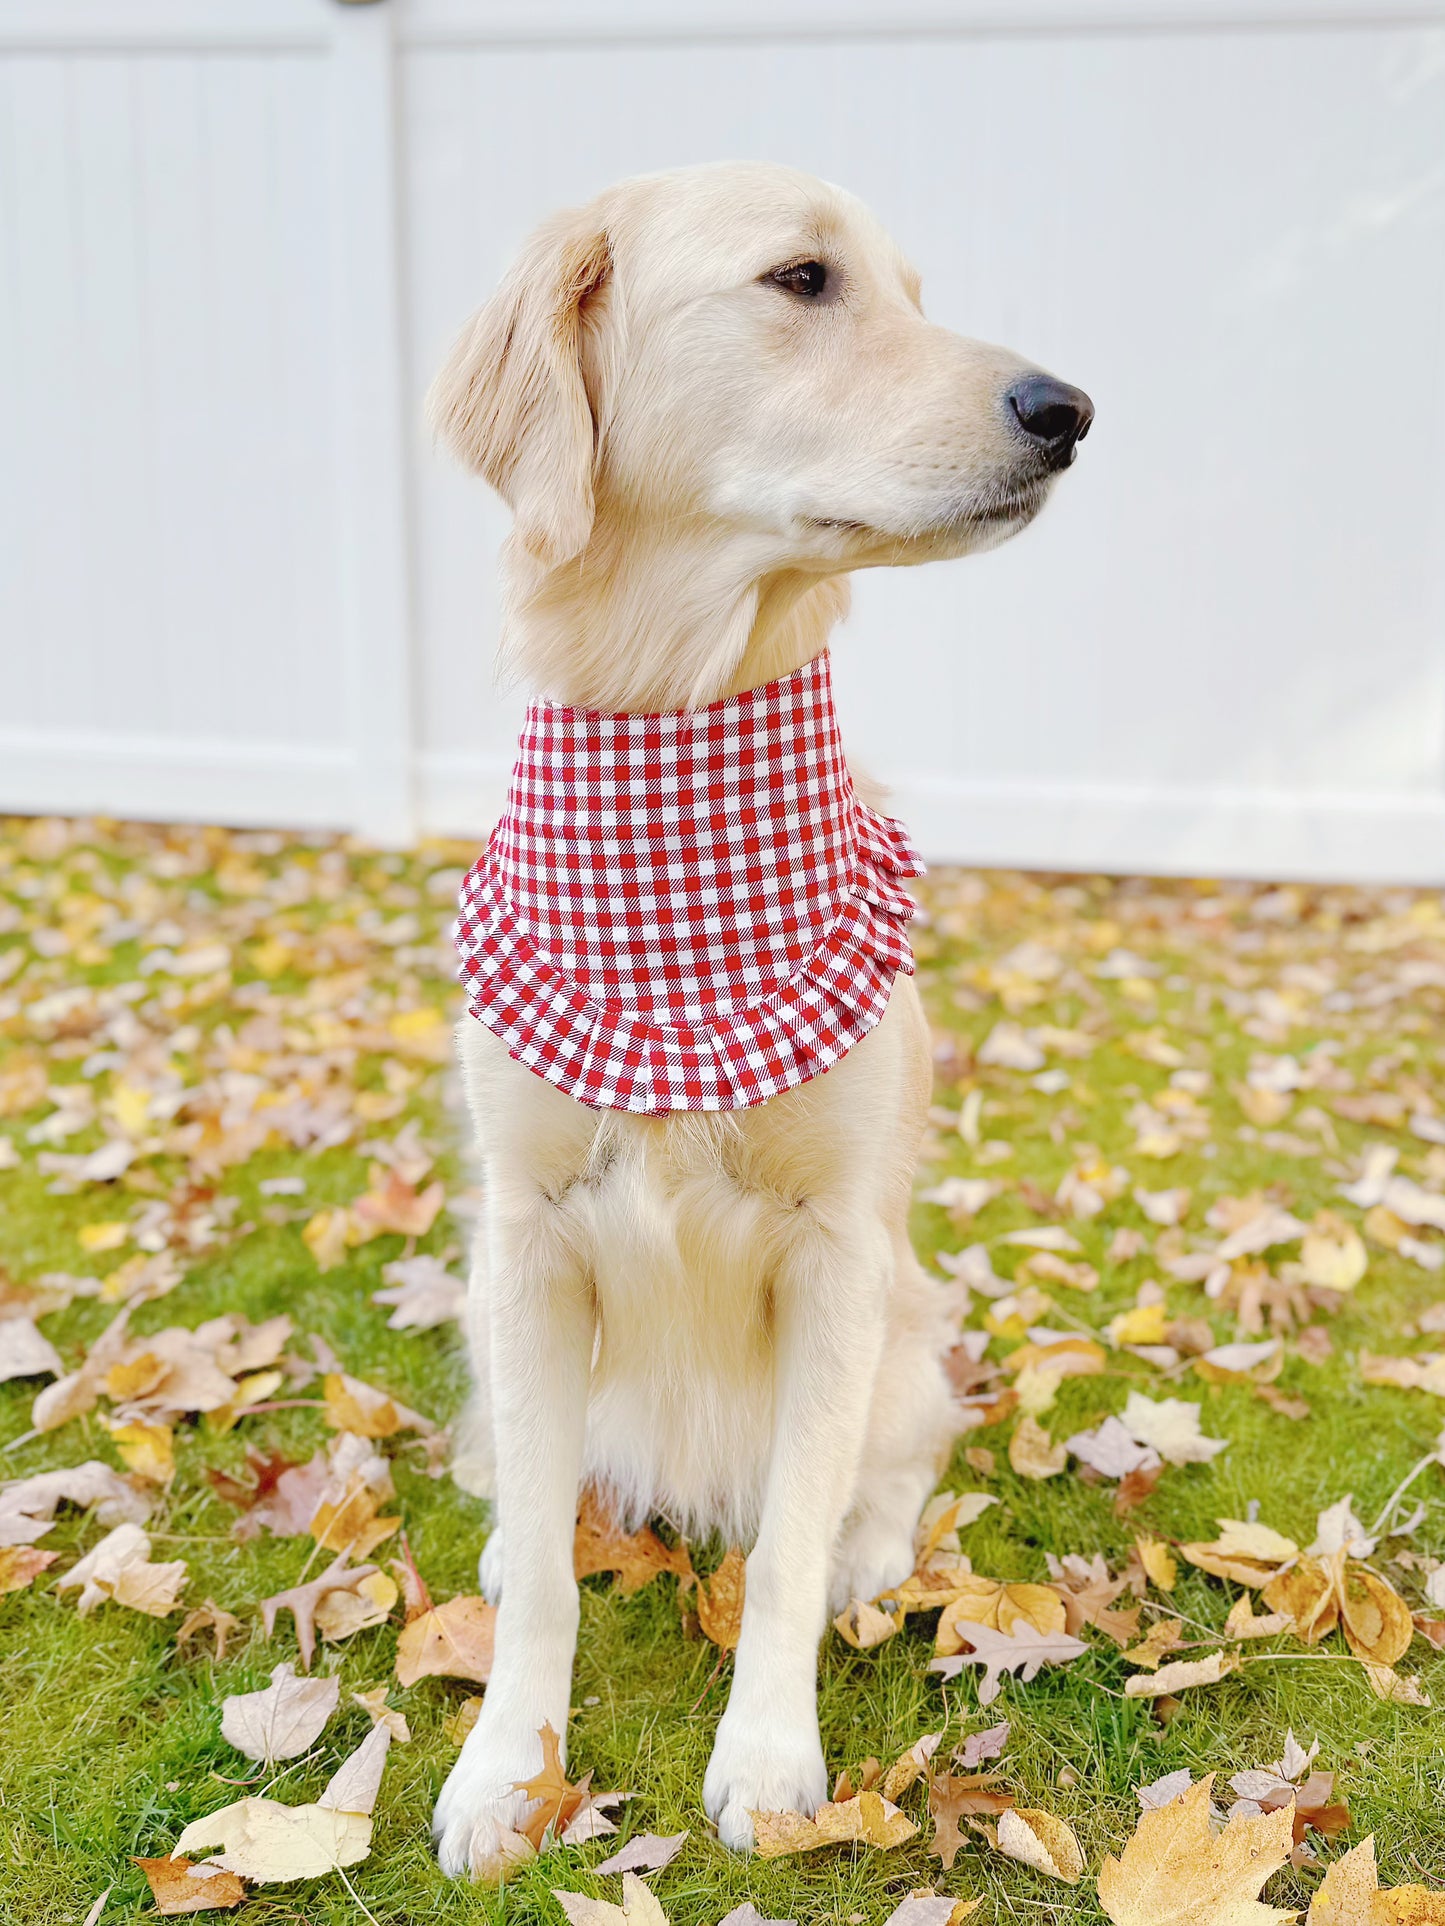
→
(327, 1, 417, 846)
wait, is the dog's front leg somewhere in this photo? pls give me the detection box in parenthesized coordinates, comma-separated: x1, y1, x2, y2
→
(433, 1193, 592, 1878)
(703, 1209, 888, 1851)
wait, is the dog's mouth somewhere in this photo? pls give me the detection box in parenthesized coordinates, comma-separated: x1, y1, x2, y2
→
(806, 476, 1050, 547)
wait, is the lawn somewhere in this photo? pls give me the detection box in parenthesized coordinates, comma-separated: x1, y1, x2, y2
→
(1, 815, 1443, 1926)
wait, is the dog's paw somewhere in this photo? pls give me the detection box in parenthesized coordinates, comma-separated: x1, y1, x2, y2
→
(828, 1511, 917, 1617)
(477, 1529, 503, 1604)
(432, 1724, 542, 1879)
(703, 1711, 827, 1853)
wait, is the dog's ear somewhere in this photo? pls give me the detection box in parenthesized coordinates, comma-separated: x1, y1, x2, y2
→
(428, 208, 612, 569)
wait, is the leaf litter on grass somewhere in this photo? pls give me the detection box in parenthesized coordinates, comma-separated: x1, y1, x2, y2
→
(2, 821, 1445, 1919)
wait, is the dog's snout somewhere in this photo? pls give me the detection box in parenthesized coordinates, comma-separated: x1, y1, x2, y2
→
(1006, 375, 1094, 468)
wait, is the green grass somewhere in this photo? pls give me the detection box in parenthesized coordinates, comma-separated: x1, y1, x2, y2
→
(1, 823, 1443, 1925)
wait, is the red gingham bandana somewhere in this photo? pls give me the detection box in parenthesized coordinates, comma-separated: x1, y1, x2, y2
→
(453, 651, 923, 1113)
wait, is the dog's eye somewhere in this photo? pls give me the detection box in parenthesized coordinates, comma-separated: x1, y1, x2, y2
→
(766, 260, 828, 299)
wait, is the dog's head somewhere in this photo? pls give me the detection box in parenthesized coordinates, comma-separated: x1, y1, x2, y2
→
(430, 162, 1091, 667)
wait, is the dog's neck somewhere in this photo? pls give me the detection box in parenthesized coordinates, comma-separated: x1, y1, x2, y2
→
(499, 518, 850, 713)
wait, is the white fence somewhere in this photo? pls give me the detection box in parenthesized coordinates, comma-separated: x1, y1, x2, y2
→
(3, 0, 1444, 881)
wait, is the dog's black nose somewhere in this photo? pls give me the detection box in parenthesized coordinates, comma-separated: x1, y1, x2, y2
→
(1006, 375, 1094, 468)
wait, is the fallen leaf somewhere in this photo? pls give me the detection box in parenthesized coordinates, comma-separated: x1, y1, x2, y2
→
(0, 1544, 59, 1592)
(175, 1600, 243, 1663)
(55, 1522, 187, 1617)
(695, 1546, 746, 1650)
(350, 1686, 411, 1742)
(1097, 1776, 1295, 1925)
(929, 1773, 1015, 1868)
(1123, 1619, 1184, 1671)
(314, 1568, 398, 1643)
(573, 1488, 691, 1595)
(1181, 1519, 1299, 1587)
(834, 1597, 904, 1649)
(1120, 1393, 1229, 1467)
(1009, 1414, 1067, 1479)
(752, 1788, 918, 1859)
(1136, 1540, 1178, 1592)
(394, 1592, 496, 1687)
(134, 1857, 246, 1914)
(1307, 1835, 1445, 1921)
(936, 1576, 1066, 1650)
(553, 1871, 670, 1926)
(373, 1253, 466, 1330)
(0, 1317, 63, 1383)
(321, 1372, 435, 1440)
(1299, 1213, 1367, 1292)
(930, 1619, 1087, 1705)
(994, 1805, 1084, 1883)
(352, 1168, 445, 1239)
(593, 1831, 689, 1875)
(1124, 1650, 1240, 1696)
(220, 1663, 340, 1764)
(260, 1553, 382, 1670)
(955, 1720, 1010, 1769)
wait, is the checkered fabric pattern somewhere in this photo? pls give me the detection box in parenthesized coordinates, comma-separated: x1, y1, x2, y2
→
(453, 651, 923, 1113)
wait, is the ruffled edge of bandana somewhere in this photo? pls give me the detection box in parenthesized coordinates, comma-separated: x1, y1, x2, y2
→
(453, 805, 924, 1115)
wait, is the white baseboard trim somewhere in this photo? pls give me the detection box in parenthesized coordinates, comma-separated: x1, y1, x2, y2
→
(0, 733, 359, 835)
(4, 737, 1440, 883)
(417, 752, 1445, 885)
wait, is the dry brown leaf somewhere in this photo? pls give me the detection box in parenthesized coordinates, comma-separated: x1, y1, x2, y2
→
(314, 1569, 398, 1644)
(175, 1600, 243, 1663)
(134, 1856, 246, 1914)
(0, 1459, 152, 1546)
(352, 1168, 445, 1239)
(1180, 1519, 1299, 1588)
(929, 1773, 1016, 1868)
(259, 1552, 381, 1670)
(512, 1722, 604, 1849)
(931, 1619, 1087, 1704)
(394, 1592, 496, 1687)
(1097, 1776, 1295, 1925)
(995, 1805, 1084, 1883)
(351, 1686, 411, 1742)
(573, 1487, 691, 1595)
(1224, 1595, 1294, 1640)
(1135, 1540, 1178, 1592)
(834, 1597, 904, 1649)
(752, 1788, 918, 1860)
(695, 1546, 747, 1650)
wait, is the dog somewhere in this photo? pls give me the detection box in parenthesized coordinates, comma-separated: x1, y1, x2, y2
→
(426, 161, 1091, 1877)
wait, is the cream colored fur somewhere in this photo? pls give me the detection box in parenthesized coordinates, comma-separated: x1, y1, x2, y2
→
(426, 162, 1073, 1876)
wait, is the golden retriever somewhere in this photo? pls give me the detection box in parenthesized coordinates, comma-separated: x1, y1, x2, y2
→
(426, 160, 1091, 1876)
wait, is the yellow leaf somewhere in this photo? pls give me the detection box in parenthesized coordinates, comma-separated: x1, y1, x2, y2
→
(1308, 1836, 1445, 1922)
(752, 1789, 918, 1860)
(936, 1577, 1066, 1650)
(1098, 1777, 1294, 1925)
(995, 1806, 1084, 1884)
(1135, 1540, 1177, 1593)
(394, 1595, 496, 1687)
(1299, 1212, 1367, 1292)
(303, 1209, 357, 1273)
(1123, 1650, 1240, 1696)
(1008, 1415, 1067, 1479)
(80, 1222, 129, 1253)
(1111, 1304, 1169, 1347)
(105, 1418, 175, 1486)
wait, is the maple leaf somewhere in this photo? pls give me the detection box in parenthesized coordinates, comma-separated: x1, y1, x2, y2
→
(351, 1167, 445, 1239)
(511, 1722, 622, 1850)
(172, 1725, 389, 1884)
(0, 1460, 152, 1546)
(930, 1619, 1087, 1704)
(553, 1871, 670, 1926)
(1119, 1392, 1229, 1467)
(394, 1592, 496, 1687)
(321, 1371, 435, 1440)
(935, 1575, 1067, 1650)
(573, 1487, 692, 1595)
(1097, 1777, 1295, 1925)
(373, 1253, 466, 1330)
(752, 1789, 918, 1859)
(220, 1662, 339, 1764)
(1307, 1836, 1445, 1922)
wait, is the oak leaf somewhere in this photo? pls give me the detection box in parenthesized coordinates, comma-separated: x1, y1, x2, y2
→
(929, 1772, 1015, 1868)
(930, 1619, 1087, 1705)
(259, 1552, 381, 1670)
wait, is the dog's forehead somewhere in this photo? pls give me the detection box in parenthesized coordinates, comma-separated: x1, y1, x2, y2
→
(606, 164, 917, 296)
